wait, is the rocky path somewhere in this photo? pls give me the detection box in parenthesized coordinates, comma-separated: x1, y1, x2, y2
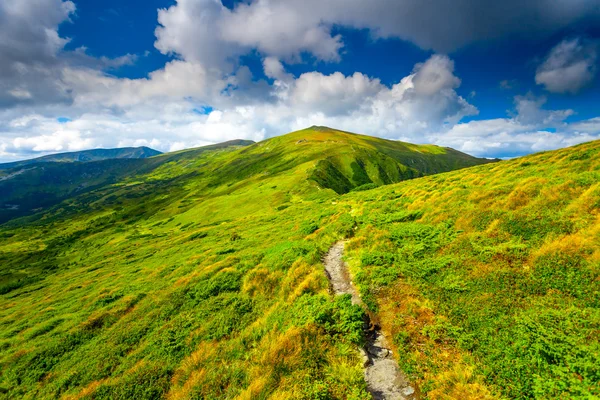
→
(323, 242, 416, 400)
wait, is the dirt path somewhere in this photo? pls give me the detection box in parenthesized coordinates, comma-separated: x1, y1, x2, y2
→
(324, 242, 416, 400)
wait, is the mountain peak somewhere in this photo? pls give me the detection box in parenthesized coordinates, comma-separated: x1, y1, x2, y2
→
(308, 125, 336, 132)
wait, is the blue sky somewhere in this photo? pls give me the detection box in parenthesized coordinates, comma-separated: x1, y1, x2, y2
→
(1, 0, 599, 161)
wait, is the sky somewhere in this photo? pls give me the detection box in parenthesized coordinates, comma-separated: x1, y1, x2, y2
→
(1, 0, 599, 161)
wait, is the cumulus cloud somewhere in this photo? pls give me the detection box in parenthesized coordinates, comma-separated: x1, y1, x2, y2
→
(536, 38, 598, 94)
(2, 115, 93, 155)
(219, 0, 343, 62)
(0, 0, 76, 108)
(568, 117, 600, 133)
(12, 130, 93, 153)
(513, 94, 574, 125)
(411, 55, 461, 95)
(0, 0, 147, 110)
(0, 50, 480, 160)
(434, 118, 599, 158)
(154, 0, 343, 67)
(263, 57, 293, 83)
(288, 72, 384, 116)
(433, 95, 591, 158)
(264, 54, 478, 134)
(154, 0, 600, 67)
(2, 47, 597, 161)
(1, 0, 599, 163)
(0, 0, 75, 65)
(61, 60, 217, 108)
(155, 0, 241, 69)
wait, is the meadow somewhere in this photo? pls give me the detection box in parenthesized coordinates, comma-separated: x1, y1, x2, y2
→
(343, 140, 600, 398)
(0, 127, 598, 399)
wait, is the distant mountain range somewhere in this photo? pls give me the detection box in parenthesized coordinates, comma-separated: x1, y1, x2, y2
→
(0, 146, 162, 170)
(0, 140, 254, 223)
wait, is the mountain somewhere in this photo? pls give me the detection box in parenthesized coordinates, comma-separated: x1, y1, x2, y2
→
(0, 128, 489, 225)
(237, 126, 495, 195)
(0, 140, 254, 224)
(0, 146, 162, 170)
(1, 127, 596, 399)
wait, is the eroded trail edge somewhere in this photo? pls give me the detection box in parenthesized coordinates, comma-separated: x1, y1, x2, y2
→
(324, 242, 416, 400)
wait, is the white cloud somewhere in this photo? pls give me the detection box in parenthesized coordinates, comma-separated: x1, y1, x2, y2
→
(513, 94, 574, 125)
(153, 0, 600, 68)
(154, 0, 343, 67)
(411, 55, 461, 96)
(0, 53, 480, 160)
(432, 95, 595, 157)
(0, 0, 76, 107)
(3, 48, 598, 162)
(3, 115, 94, 154)
(219, 0, 343, 62)
(61, 60, 217, 108)
(154, 0, 241, 70)
(0, 0, 599, 163)
(432, 118, 598, 158)
(263, 57, 293, 82)
(288, 72, 384, 116)
(568, 117, 600, 133)
(12, 130, 93, 153)
(536, 38, 598, 94)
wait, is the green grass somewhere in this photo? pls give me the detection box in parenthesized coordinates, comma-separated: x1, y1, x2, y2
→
(342, 140, 600, 398)
(0, 140, 255, 224)
(0, 127, 597, 399)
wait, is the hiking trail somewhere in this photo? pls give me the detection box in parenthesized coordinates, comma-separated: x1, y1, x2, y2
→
(323, 242, 416, 400)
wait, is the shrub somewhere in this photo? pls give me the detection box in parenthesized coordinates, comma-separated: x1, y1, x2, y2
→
(262, 241, 319, 271)
(370, 209, 424, 226)
(299, 220, 319, 235)
(334, 213, 355, 238)
(351, 183, 379, 192)
(189, 269, 243, 301)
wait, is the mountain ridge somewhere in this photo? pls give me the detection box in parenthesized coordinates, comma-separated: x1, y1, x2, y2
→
(0, 128, 489, 224)
(0, 140, 256, 224)
(0, 146, 162, 170)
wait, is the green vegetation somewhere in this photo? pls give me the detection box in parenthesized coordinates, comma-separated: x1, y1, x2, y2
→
(304, 126, 492, 194)
(0, 140, 254, 223)
(343, 140, 600, 398)
(0, 146, 162, 170)
(0, 126, 597, 399)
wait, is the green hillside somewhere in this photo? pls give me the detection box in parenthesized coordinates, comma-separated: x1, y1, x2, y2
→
(0, 147, 162, 170)
(0, 140, 254, 224)
(0, 127, 488, 225)
(259, 126, 494, 194)
(0, 127, 597, 399)
(342, 140, 600, 398)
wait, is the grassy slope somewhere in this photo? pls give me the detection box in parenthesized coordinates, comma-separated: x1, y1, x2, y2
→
(342, 139, 600, 398)
(0, 140, 255, 224)
(0, 131, 374, 400)
(0, 128, 597, 399)
(297, 126, 493, 193)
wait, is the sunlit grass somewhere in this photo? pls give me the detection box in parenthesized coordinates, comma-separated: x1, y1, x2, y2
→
(343, 140, 600, 398)
(0, 128, 597, 398)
